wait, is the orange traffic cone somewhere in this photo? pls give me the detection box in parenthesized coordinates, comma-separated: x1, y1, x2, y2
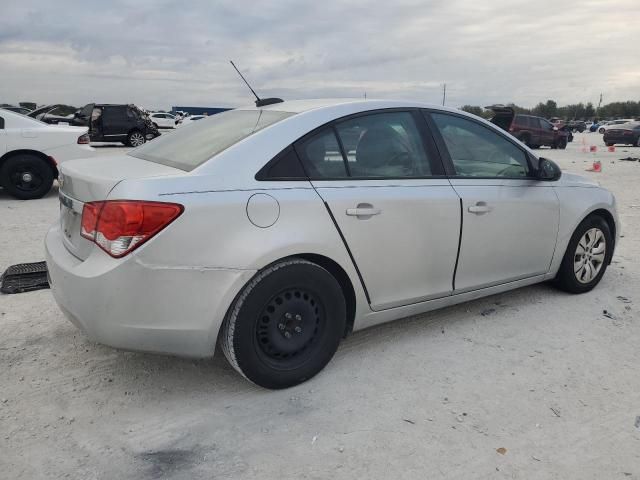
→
(586, 160, 602, 172)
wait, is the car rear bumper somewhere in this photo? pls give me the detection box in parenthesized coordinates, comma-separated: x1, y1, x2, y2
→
(45, 223, 255, 358)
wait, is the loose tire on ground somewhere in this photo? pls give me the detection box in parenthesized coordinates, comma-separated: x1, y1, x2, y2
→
(220, 258, 346, 389)
(554, 215, 613, 294)
(0, 154, 54, 200)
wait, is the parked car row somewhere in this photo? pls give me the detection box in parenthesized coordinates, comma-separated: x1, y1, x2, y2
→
(487, 105, 571, 149)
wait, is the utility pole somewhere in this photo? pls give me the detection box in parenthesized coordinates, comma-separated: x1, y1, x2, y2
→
(597, 93, 603, 116)
(442, 83, 446, 106)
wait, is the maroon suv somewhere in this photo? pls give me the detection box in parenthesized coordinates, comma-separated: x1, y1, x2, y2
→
(488, 105, 570, 149)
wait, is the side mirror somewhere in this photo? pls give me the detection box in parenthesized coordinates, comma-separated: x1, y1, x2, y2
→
(537, 158, 562, 181)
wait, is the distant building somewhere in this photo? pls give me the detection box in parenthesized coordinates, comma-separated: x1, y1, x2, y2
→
(171, 106, 231, 116)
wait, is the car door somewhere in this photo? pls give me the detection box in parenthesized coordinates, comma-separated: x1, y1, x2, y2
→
(537, 118, 556, 146)
(298, 110, 461, 311)
(426, 111, 559, 292)
(101, 106, 128, 139)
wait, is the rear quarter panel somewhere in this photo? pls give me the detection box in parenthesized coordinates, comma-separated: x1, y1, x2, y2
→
(107, 176, 371, 336)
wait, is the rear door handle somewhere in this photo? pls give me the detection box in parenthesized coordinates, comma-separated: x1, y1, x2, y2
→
(346, 203, 381, 218)
(468, 202, 492, 215)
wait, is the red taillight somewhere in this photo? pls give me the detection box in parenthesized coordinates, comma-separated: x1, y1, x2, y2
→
(77, 133, 90, 144)
(80, 200, 183, 258)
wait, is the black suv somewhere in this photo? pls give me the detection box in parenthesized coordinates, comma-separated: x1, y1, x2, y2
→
(73, 104, 160, 146)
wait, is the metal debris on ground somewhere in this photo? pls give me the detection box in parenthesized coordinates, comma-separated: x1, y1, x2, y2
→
(0, 261, 49, 294)
(619, 157, 640, 162)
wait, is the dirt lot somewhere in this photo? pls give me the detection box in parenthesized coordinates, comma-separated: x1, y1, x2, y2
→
(1, 133, 639, 479)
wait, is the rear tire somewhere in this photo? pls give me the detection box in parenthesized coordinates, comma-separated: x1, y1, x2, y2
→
(554, 215, 612, 294)
(0, 154, 54, 200)
(598, 127, 605, 134)
(605, 142, 614, 147)
(127, 130, 146, 147)
(220, 258, 346, 389)
(518, 134, 531, 147)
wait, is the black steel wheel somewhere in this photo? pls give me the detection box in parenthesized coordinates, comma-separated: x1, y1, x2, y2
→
(0, 154, 54, 200)
(220, 258, 346, 389)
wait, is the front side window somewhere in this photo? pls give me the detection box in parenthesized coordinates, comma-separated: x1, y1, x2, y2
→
(431, 113, 530, 178)
(130, 109, 294, 171)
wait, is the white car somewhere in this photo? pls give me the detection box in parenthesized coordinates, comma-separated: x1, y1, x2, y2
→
(46, 99, 618, 388)
(599, 119, 635, 134)
(177, 114, 206, 126)
(0, 109, 94, 199)
(148, 112, 178, 130)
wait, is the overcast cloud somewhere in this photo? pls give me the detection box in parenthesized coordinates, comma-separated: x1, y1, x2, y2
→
(1, 0, 638, 109)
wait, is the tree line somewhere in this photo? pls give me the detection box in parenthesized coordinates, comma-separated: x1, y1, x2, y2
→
(460, 100, 640, 121)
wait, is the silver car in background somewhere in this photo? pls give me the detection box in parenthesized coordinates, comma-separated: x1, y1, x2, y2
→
(45, 99, 618, 388)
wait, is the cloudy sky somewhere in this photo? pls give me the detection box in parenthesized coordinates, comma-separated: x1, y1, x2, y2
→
(1, 0, 638, 110)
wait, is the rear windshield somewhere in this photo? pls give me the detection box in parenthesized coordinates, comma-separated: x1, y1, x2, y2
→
(129, 109, 294, 171)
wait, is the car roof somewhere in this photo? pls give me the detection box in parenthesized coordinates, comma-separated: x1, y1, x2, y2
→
(236, 98, 456, 114)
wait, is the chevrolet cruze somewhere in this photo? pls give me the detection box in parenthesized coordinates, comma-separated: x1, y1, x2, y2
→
(46, 99, 619, 388)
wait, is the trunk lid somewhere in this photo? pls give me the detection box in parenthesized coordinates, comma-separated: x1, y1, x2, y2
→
(485, 104, 515, 132)
(58, 155, 184, 260)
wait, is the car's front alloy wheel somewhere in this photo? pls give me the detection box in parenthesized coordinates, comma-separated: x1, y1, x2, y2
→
(554, 215, 612, 293)
(220, 258, 346, 389)
(573, 228, 606, 284)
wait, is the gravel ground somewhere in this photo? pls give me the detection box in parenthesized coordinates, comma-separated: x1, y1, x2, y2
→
(1, 133, 639, 479)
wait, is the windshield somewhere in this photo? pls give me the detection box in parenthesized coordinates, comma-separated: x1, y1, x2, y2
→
(129, 109, 294, 171)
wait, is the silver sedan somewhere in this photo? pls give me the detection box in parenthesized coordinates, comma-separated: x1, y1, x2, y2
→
(45, 99, 619, 388)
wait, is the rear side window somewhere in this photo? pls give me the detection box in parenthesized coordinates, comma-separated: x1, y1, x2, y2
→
(103, 106, 126, 121)
(297, 128, 348, 178)
(0, 116, 4, 129)
(431, 113, 530, 178)
(130, 110, 294, 171)
(335, 112, 433, 177)
(296, 111, 437, 179)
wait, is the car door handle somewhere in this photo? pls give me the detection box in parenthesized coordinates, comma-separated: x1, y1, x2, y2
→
(468, 202, 492, 215)
(346, 204, 381, 217)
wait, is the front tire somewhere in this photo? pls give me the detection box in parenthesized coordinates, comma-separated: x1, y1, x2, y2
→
(220, 259, 346, 389)
(554, 215, 612, 293)
(0, 154, 54, 200)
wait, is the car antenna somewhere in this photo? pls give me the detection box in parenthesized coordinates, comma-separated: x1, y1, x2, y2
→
(229, 60, 283, 108)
